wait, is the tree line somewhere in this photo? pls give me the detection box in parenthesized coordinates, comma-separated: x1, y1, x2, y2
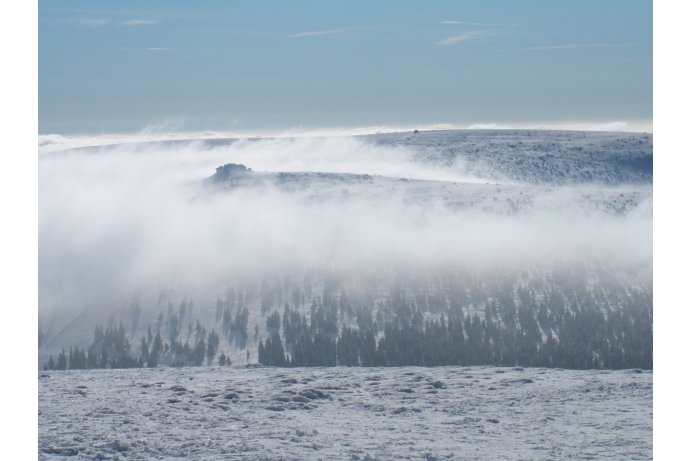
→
(44, 319, 225, 370)
(44, 268, 652, 371)
(258, 295, 651, 369)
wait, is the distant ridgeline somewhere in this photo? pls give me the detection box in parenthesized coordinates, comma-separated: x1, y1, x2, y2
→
(209, 162, 375, 189)
(366, 130, 653, 185)
(44, 268, 652, 371)
(211, 163, 252, 185)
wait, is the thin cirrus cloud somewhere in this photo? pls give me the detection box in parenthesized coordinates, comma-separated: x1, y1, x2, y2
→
(147, 47, 173, 52)
(435, 32, 482, 46)
(287, 29, 341, 38)
(123, 19, 159, 26)
(63, 17, 108, 28)
(528, 43, 632, 50)
(441, 20, 503, 26)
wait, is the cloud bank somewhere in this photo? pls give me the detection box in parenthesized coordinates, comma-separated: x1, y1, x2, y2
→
(38, 134, 651, 318)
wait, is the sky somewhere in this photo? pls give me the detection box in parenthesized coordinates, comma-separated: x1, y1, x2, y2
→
(39, 0, 652, 134)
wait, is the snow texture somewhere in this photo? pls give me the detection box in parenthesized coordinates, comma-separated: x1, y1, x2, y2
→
(38, 366, 651, 460)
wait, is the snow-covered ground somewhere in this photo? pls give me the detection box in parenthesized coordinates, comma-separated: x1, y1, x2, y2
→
(38, 365, 652, 460)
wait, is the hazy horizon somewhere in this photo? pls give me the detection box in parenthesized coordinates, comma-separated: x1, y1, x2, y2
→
(38, 120, 654, 139)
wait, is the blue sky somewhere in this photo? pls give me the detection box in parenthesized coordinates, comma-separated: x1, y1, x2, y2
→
(39, 0, 652, 134)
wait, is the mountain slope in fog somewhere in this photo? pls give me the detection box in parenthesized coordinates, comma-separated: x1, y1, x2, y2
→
(53, 129, 652, 186)
(38, 129, 653, 367)
(207, 162, 649, 217)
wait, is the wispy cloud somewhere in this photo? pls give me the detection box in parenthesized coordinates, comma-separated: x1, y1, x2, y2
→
(123, 19, 159, 26)
(288, 30, 340, 38)
(441, 20, 507, 27)
(63, 18, 108, 28)
(147, 47, 173, 52)
(435, 32, 482, 46)
(528, 43, 632, 50)
(139, 116, 187, 134)
(469, 22, 503, 27)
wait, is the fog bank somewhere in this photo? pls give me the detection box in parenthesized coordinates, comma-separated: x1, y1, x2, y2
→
(38, 134, 652, 317)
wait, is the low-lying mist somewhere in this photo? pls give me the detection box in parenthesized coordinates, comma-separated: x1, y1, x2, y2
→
(38, 134, 652, 320)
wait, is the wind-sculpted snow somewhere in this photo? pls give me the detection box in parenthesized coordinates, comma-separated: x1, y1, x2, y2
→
(38, 366, 652, 460)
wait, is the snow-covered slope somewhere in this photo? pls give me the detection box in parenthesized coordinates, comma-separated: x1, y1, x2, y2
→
(365, 129, 652, 185)
(207, 167, 650, 217)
